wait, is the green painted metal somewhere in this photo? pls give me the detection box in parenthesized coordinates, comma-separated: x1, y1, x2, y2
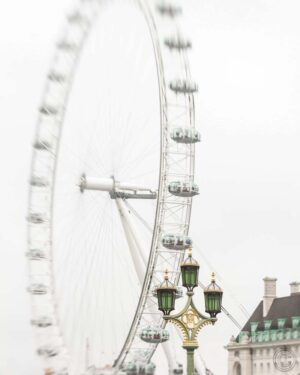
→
(204, 291, 222, 317)
(181, 265, 199, 292)
(204, 277, 223, 318)
(186, 348, 195, 375)
(156, 275, 177, 315)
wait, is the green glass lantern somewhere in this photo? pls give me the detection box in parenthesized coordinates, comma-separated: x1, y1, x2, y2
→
(156, 271, 177, 315)
(204, 273, 223, 318)
(180, 247, 199, 292)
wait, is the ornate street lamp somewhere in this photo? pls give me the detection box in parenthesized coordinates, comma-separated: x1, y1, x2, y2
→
(204, 272, 223, 318)
(180, 249, 199, 293)
(156, 271, 177, 316)
(155, 247, 223, 375)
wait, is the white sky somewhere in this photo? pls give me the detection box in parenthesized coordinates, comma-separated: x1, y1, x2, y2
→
(1, 0, 300, 374)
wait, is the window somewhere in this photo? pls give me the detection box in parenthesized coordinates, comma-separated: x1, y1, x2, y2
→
(292, 317, 300, 329)
(233, 362, 241, 375)
(260, 363, 264, 373)
(251, 322, 259, 333)
(253, 363, 257, 374)
(264, 320, 272, 330)
(278, 318, 286, 329)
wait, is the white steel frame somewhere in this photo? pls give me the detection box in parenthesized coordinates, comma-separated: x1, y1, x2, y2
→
(27, 0, 199, 373)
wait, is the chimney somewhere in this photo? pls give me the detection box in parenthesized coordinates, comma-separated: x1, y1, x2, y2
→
(263, 277, 277, 317)
(290, 281, 300, 295)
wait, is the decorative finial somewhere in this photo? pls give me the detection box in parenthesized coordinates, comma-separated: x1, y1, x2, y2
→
(188, 246, 193, 257)
(211, 272, 216, 282)
(164, 269, 169, 280)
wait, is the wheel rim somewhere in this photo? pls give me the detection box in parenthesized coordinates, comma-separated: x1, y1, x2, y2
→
(27, 1, 198, 374)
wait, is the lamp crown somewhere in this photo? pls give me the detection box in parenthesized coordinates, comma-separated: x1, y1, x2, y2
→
(181, 248, 199, 267)
(204, 273, 223, 293)
(158, 270, 177, 290)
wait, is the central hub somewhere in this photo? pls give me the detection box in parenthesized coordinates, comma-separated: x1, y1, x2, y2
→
(79, 174, 157, 199)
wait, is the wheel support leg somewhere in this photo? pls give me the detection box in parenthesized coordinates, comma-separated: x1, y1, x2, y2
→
(115, 198, 176, 375)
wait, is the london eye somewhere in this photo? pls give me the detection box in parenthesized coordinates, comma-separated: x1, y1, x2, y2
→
(27, 1, 202, 374)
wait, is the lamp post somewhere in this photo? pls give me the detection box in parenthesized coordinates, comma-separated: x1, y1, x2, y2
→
(155, 248, 223, 375)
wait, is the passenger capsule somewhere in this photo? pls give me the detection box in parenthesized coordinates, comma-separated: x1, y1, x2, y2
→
(170, 128, 200, 144)
(125, 362, 137, 375)
(37, 345, 59, 358)
(27, 213, 46, 224)
(161, 234, 192, 250)
(56, 370, 68, 375)
(30, 176, 49, 187)
(168, 181, 199, 197)
(176, 287, 183, 299)
(33, 140, 52, 151)
(173, 364, 183, 375)
(169, 79, 198, 94)
(31, 316, 53, 328)
(67, 12, 87, 24)
(57, 41, 77, 51)
(48, 71, 66, 83)
(156, 4, 182, 17)
(28, 283, 47, 295)
(140, 326, 170, 344)
(145, 363, 156, 375)
(164, 37, 191, 51)
(27, 249, 47, 260)
(39, 105, 59, 116)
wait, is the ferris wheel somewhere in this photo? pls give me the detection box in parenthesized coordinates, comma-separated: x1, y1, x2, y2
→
(27, 0, 201, 374)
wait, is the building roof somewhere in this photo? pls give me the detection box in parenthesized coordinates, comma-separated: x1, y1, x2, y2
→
(241, 293, 300, 333)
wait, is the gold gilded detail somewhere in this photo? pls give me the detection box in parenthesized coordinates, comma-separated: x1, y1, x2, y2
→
(181, 307, 201, 329)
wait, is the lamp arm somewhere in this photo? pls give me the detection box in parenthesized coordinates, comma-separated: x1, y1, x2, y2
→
(164, 316, 190, 342)
(163, 295, 217, 343)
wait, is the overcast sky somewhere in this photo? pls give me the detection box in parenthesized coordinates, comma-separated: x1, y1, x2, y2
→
(1, 0, 300, 374)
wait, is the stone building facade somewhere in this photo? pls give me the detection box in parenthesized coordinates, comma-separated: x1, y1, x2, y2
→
(226, 278, 300, 375)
